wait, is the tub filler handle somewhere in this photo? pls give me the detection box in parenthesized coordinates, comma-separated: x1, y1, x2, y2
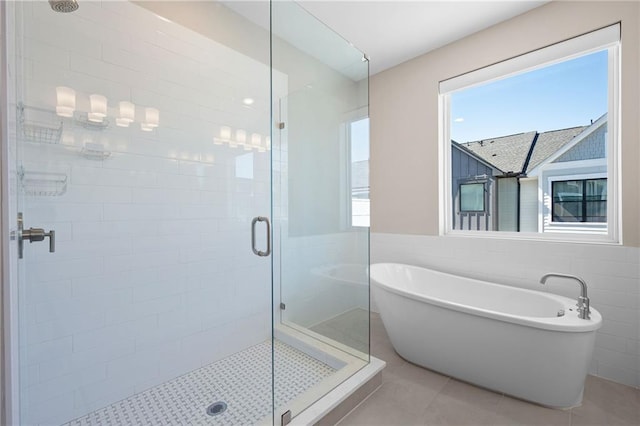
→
(540, 273, 590, 320)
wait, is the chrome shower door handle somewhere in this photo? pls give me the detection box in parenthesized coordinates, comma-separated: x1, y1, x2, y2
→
(251, 216, 271, 257)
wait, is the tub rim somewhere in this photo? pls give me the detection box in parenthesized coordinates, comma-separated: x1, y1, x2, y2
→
(371, 262, 602, 333)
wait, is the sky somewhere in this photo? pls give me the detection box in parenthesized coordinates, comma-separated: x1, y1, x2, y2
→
(450, 50, 608, 143)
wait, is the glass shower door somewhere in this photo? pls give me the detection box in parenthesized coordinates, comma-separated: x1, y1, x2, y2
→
(6, 1, 274, 424)
(271, 1, 370, 422)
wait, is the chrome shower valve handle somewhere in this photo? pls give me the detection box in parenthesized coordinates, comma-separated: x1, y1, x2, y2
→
(17, 212, 56, 259)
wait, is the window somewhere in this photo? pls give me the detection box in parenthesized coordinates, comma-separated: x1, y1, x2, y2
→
(440, 24, 620, 242)
(460, 183, 485, 212)
(350, 117, 370, 227)
(235, 152, 254, 179)
(552, 178, 607, 222)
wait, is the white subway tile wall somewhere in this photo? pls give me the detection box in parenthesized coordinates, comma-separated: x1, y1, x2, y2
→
(15, 1, 282, 424)
(371, 233, 640, 388)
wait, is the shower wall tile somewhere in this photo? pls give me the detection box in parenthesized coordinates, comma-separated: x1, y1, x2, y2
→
(25, 278, 72, 305)
(104, 296, 179, 325)
(74, 316, 158, 352)
(42, 338, 135, 379)
(24, 37, 71, 69)
(33, 287, 133, 324)
(70, 54, 144, 86)
(27, 370, 83, 404)
(24, 336, 73, 366)
(39, 362, 108, 389)
(49, 185, 133, 204)
(71, 166, 158, 187)
(75, 377, 136, 409)
(371, 232, 640, 388)
(28, 258, 104, 283)
(24, 311, 106, 347)
(101, 44, 154, 74)
(25, 203, 104, 223)
(72, 220, 158, 240)
(30, 238, 133, 263)
(104, 154, 179, 174)
(71, 269, 151, 296)
(29, 393, 76, 426)
(27, 19, 102, 58)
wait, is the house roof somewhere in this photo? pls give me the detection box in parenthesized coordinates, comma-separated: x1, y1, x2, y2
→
(451, 140, 504, 173)
(458, 124, 590, 175)
(527, 113, 607, 177)
(527, 126, 588, 171)
(460, 131, 537, 174)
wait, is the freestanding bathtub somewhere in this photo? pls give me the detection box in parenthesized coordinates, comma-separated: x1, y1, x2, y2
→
(371, 263, 602, 408)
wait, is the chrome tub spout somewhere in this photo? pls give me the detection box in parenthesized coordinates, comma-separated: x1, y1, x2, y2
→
(540, 273, 591, 320)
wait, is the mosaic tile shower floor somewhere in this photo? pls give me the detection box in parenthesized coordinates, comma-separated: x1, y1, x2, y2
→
(64, 340, 336, 426)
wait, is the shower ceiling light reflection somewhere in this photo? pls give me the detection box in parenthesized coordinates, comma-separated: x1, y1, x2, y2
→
(214, 125, 270, 152)
(55, 86, 160, 131)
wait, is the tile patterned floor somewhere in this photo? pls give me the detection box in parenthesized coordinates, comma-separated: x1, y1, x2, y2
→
(339, 313, 640, 426)
(64, 340, 335, 426)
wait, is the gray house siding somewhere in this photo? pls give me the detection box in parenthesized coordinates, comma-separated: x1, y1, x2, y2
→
(497, 178, 518, 231)
(451, 144, 499, 231)
(555, 123, 607, 163)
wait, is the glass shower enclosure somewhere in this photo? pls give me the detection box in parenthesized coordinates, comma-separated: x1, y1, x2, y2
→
(1, 1, 369, 425)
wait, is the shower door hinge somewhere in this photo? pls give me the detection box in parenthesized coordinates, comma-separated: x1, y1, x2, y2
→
(280, 302, 286, 310)
(278, 122, 285, 130)
(281, 410, 292, 426)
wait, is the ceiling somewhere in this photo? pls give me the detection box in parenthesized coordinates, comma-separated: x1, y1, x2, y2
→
(298, 1, 548, 75)
(227, 1, 548, 77)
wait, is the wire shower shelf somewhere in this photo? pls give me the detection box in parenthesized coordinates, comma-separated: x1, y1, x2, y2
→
(19, 169, 68, 197)
(18, 103, 63, 145)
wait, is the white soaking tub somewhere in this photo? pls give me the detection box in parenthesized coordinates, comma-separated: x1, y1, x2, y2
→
(371, 263, 602, 408)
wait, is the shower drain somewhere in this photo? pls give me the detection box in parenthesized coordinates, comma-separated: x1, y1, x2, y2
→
(206, 401, 228, 416)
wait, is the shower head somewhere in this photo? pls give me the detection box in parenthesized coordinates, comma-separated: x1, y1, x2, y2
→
(49, 0, 79, 13)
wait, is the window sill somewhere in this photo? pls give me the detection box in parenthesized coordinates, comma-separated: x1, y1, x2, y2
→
(443, 229, 621, 245)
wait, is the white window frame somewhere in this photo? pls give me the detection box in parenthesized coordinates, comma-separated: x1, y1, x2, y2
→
(545, 171, 608, 234)
(438, 23, 621, 244)
(340, 108, 370, 229)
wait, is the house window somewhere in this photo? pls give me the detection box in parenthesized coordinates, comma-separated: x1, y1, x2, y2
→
(460, 183, 485, 212)
(552, 178, 607, 222)
(439, 23, 620, 242)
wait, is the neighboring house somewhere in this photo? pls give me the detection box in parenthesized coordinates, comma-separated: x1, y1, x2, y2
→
(453, 113, 607, 233)
(451, 141, 503, 231)
(527, 114, 608, 234)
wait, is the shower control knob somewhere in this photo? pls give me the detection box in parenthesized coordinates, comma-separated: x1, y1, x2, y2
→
(17, 213, 56, 259)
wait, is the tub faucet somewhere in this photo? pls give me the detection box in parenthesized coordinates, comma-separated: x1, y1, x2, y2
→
(539, 273, 590, 320)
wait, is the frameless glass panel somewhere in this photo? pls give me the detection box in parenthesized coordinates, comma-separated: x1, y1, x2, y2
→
(271, 0, 370, 422)
(8, 1, 273, 424)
